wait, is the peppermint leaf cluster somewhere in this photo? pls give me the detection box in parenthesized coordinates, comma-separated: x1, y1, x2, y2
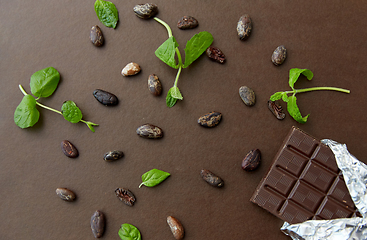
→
(270, 68, 350, 123)
(153, 17, 213, 107)
(14, 67, 98, 132)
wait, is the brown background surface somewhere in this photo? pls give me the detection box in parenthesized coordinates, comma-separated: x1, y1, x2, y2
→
(1, 0, 367, 239)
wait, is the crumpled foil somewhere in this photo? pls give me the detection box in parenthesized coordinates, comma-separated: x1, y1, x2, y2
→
(281, 139, 367, 240)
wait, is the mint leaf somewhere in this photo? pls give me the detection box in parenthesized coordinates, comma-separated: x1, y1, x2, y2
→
(155, 36, 179, 69)
(289, 68, 313, 90)
(166, 89, 178, 108)
(30, 67, 60, 98)
(287, 95, 309, 123)
(269, 92, 283, 101)
(139, 169, 170, 188)
(94, 0, 119, 29)
(282, 93, 289, 102)
(61, 101, 83, 123)
(14, 95, 40, 128)
(170, 86, 183, 100)
(118, 223, 141, 240)
(83, 121, 99, 133)
(183, 31, 214, 68)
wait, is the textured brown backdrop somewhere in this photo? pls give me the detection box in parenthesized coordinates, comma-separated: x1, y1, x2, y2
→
(1, 0, 366, 239)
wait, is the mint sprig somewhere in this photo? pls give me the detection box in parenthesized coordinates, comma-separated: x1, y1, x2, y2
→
(270, 68, 350, 123)
(153, 17, 213, 107)
(14, 67, 98, 132)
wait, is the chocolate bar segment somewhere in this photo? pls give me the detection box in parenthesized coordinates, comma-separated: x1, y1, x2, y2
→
(250, 127, 359, 224)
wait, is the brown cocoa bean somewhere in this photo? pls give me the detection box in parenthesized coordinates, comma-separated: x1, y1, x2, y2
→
(268, 100, 286, 120)
(121, 62, 141, 76)
(133, 3, 158, 19)
(136, 124, 163, 139)
(197, 112, 222, 128)
(90, 25, 104, 47)
(237, 14, 252, 40)
(103, 150, 124, 161)
(242, 149, 261, 171)
(115, 188, 136, 207)
(90, 210, 105, 238)
(206, 46, 226, 64)
(239, 86, 256, 106)
(200, 169, 224, 187)
(167, 216, 185, 240)
(93, 89, 119, 106)
(56, 187, 76, 202)
(148, 74, 162, 96)
(177, 16, 198, 29)
(271, 45, 287, 66)
(61, 140, 79, 158)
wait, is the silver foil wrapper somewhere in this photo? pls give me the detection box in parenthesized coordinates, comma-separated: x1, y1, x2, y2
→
(281, 139, 367, 240)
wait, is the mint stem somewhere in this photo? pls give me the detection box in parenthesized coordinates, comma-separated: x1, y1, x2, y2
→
(285, 86, 350, 95)
(154, 17, 172, 37)
(36, 102, 62, 115)
(18, 84, 29, 96)
(174, 66, 182, 87)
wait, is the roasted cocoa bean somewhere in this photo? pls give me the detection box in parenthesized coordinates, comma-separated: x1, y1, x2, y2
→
(115, 188, 136, 207)
(133, 3, 158, 19)
(206, 46, 226, 64)
(148, 74, 162, 96)
(200, 169, 224, 187)
(61, 140, 79, 158)
(268, 100, 286, 120)
(239, 86, 256, 106)
(90, 210, 105, 238)
(56, 188, 76, 202)
(237, 14, 252, 40)
(121, 62, 141, 76)
(93, 89, 119, 106)
(167, 216, 185, 240)
(103, 150, 124, 161)
(136, 124, 163, 139)
(177, 16, 198, 29)
(242, 149, 261, 171)
(271, 45, 287, 66)
(90, 25, 104, 47)
(197, 111, 222, 128)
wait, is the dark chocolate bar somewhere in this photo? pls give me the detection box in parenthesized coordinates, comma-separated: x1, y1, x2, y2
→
(250, 127, 359, 224)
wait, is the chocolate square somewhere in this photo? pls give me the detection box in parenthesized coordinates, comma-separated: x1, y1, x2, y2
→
(250, 126, 359, 224)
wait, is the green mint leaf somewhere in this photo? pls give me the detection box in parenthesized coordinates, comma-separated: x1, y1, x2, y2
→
(166, 88, 178, 108)
(61, 101, 83, 123)
(289, 68, 313, 90)
(183, 31, 214, 68)
(94, 0, 119, 29)
(14, 95, 40, 128)
(170, 86, 183, 100)
(139, 169, 170, 188)
(30, 67, 60, 98)
(155, 36, 179, 69)
(118, 223, 141, 240)
(269, 92, 283, 101)
(84, 121, 99, 133)
(282, 93, 289, 102)
(287, 95, 309, 123)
